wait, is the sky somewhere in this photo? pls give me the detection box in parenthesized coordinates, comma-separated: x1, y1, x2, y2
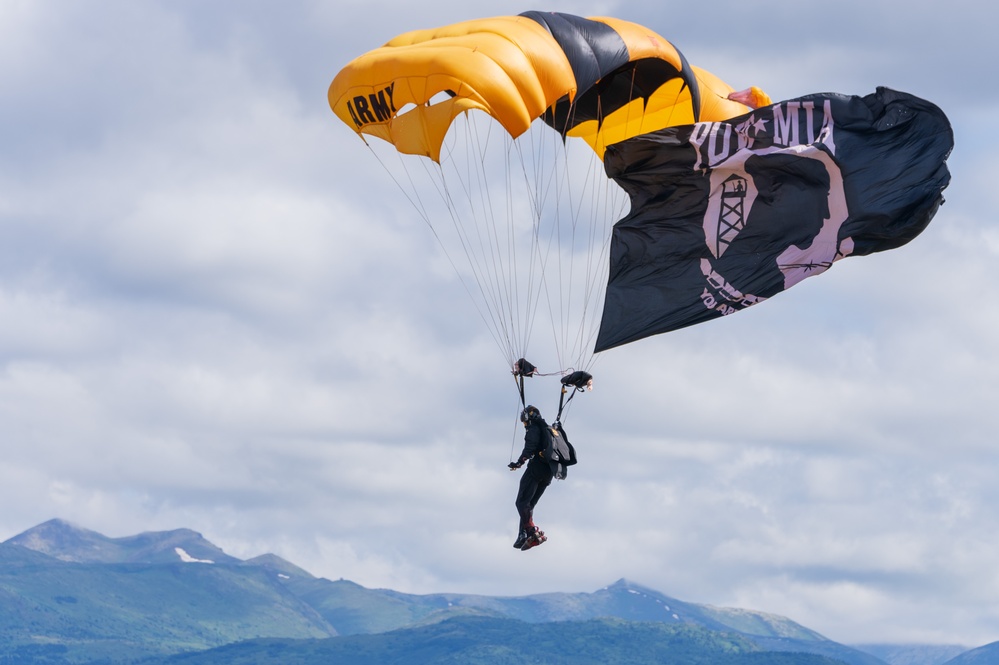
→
(0, 0, 994, 649)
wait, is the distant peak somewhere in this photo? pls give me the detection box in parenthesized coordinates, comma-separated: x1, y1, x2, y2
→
(242, 553, 315, 578)
(4, 518, 112, 562)
(4, 520, 235, 565)
(29, 518, 93, 535)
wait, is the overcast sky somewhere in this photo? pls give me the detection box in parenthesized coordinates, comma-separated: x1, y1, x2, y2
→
(1, 0, 993, 650)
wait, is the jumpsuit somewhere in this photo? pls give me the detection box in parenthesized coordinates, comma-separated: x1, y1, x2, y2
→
(515, 418, 554, 533)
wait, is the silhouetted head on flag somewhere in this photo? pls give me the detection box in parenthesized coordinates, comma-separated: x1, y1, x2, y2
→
(704, 148, 851, 309)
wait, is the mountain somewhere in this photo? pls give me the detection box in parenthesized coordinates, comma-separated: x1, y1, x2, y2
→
(283, 576, 827, 637)
(0, 523, 335, 663)
(6, 518, 238, 565)
(281, 576, 881, 665)
(854, 643, 970, 665)
(142, 616, 853, 665)
(942, 641, 999, 664)
(242, 553, 315, 579)
(0, 519, 977, 665)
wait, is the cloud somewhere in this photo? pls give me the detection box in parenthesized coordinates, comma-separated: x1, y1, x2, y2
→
(0, 0, 994, 649)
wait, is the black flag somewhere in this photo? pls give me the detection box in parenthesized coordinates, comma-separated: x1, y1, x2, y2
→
(595, 87, 953, 352)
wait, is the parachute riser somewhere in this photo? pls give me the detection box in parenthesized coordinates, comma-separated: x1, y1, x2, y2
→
(555, 384, 570, 426)
(513, 358, 592, 426)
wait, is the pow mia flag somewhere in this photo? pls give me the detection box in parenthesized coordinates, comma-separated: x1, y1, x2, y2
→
(594, 87, 953, 353)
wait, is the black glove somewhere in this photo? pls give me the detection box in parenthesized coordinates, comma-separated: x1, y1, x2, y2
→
(508, 461, 522, 470)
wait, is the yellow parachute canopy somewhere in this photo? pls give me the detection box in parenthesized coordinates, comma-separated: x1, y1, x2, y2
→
(329, 12, 769, 161)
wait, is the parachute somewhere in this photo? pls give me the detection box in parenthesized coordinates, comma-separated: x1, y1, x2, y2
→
(329, 12, 768, 161)
(328, 12, 952, 407)
(329, 11, 767, 410)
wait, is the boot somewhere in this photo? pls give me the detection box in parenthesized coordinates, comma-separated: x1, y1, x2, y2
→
(520, 525, 547, 551)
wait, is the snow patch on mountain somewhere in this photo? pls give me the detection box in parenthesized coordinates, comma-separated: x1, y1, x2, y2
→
(175, 547, 214, 564)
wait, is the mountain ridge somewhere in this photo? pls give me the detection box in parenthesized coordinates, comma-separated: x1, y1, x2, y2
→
(5, 518, 238, 565)
(139, 615, 852, 665)
(0, 519, 984, 665)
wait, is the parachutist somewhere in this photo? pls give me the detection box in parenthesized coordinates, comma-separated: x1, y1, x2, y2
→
(511, 405, 551, 551)
(510, 405, 576, 551)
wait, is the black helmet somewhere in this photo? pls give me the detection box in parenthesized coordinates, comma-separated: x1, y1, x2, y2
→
(520, 405, 541, 424)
